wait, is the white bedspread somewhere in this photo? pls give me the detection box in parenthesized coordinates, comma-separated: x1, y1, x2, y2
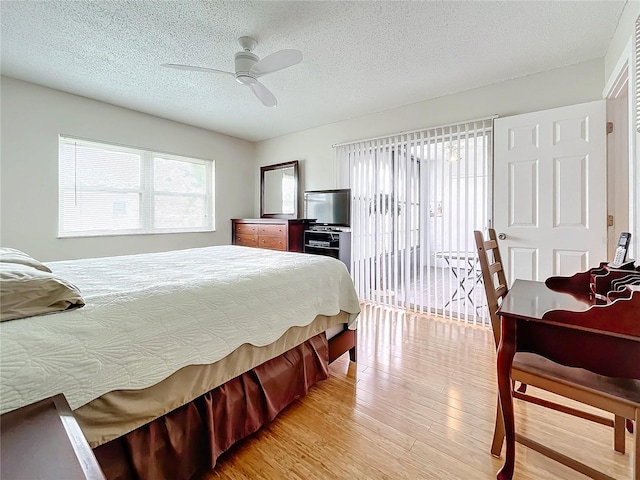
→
(0, 246, 360, 414)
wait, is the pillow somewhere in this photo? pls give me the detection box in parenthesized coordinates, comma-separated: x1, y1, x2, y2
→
(0, 247, 52, 273)
(0, 263, 85, 322)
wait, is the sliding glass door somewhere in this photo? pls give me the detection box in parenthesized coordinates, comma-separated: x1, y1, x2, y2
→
(338, 119, 493, 325)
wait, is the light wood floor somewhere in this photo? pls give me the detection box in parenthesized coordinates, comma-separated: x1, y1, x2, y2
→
(199, 303, 633, 479)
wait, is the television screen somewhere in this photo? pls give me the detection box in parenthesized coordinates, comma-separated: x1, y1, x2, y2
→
(304, 189, 351, 227)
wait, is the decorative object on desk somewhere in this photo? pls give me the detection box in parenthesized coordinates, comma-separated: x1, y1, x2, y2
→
(162, 36, 302, 107)
(610, 274, 640, 297)
(610, 231, 633, 269)
(260, 160, 299, 219)
(475, 229, 639, 480)
(567, 261, 640, 303)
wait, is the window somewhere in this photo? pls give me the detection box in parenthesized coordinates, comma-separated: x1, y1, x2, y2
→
(58, 136, 214, 237)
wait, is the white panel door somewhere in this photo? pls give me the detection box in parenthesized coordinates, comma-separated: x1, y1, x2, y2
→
(494, 100, 607, 283)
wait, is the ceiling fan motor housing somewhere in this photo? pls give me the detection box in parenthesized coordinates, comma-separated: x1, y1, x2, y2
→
(234, 51, 258, 85)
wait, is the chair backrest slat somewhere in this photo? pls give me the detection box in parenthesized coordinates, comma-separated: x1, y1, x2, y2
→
(485, 240, 498, 250)
(489, 262, 503, 275)
(495, 285, 508, 300)
(474, 229, 509, 348)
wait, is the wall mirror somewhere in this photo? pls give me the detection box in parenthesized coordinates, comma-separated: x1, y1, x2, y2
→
(260, 160, 299, 218)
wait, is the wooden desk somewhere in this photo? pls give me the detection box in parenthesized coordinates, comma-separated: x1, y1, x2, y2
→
(495, 279, 640, 480)
(0, 394, 106, 480)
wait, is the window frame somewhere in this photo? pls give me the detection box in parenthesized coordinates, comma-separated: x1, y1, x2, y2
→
(58, 135, 215, 238)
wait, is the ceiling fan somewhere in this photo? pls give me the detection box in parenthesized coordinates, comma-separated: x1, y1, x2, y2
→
(162, 36, 302, 107)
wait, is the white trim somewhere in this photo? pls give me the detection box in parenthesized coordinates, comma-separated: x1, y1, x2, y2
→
(633, 16, 640, 258)
(604, 38, 632, 98)
(605, 58, 629, 100)
(602, 24, 638, 260)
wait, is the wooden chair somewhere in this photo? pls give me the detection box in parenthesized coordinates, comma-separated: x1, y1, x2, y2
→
(474, 229, 640, 479)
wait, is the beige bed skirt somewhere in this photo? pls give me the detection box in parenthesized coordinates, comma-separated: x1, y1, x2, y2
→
(76, 311, 350, 448)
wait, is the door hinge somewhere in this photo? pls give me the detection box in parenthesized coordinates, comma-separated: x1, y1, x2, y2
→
(607, 214, 614, 227)
(607, 122, 614, 134)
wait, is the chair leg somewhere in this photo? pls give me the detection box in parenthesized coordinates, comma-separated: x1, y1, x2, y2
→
(491, 398, 505, 457)
(614, 415, 625, 454)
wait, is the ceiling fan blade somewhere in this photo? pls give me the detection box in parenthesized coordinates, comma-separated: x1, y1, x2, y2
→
(249, 49, 302, 77)
(161, 63, 234, 76)
(250, 81, 277, 107)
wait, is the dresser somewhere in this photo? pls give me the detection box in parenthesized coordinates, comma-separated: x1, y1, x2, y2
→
(231, 218, 312, 252)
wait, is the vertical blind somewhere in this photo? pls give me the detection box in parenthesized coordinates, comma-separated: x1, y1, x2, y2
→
(337, 118, 494, 325)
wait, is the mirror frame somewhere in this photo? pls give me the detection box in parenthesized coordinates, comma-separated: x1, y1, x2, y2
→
(260, 160, 299, 219)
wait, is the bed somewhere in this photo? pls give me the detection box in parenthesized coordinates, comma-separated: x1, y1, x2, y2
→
(0, 245, 360, 480)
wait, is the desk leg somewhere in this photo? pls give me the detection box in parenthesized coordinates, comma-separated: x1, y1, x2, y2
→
(634, 408, 639, 480)
(496, 318, 517, 480)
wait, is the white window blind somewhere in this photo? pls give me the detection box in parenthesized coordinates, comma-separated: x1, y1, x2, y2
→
(58, 136, 215, 237)
(337, 118, 494, 325)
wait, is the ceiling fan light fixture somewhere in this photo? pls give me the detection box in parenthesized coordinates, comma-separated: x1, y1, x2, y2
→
(235, 51, 258, 73)
(237, 36, 258, 52)
(235, 74, 257, 86)
(162, 35, 301, 107)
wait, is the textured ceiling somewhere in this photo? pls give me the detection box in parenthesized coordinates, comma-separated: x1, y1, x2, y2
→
(0, 1, 626, 142)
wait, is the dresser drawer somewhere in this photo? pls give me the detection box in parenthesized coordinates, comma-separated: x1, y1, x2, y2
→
(259, 236, 286, 251)
(235, 234, 258, 247)
(236, 223, 259, 235)
(232, 219, 307, 252)
(258, 224, 286, 237)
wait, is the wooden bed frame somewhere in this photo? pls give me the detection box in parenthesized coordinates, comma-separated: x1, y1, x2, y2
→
(329, 325, 357, 363)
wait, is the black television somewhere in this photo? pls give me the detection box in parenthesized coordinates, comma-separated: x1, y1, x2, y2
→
(304, 189, 351, 228)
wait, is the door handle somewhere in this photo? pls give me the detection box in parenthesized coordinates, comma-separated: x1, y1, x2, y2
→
(498, 233, 506, 240)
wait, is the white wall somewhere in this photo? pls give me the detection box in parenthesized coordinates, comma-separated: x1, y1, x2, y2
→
(605, 0, 640, 83)
(255, 59, 605, 215)
(0, 76, 256, 261)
